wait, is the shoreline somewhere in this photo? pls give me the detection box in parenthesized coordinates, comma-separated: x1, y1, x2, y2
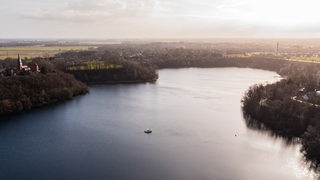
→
(242, 74, 320, 166)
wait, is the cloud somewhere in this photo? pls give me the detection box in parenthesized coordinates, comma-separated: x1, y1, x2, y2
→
(21, 0, 156, 22)
(11, 0, 320, 38)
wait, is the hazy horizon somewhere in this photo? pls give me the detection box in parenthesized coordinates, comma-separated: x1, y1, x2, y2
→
(2, 0, 320, 39)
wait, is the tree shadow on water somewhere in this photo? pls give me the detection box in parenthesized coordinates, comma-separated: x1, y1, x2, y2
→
(242, 111, 299, 145)
(242, 111, 320, 176)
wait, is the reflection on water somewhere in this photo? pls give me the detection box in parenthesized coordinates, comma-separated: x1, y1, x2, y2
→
(0, 68, 318, 179)
(243, 113, 299, 145)
(243, 112, 320, 175)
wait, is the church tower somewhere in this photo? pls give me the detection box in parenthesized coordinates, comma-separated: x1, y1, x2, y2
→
(17, 54, 23, 70)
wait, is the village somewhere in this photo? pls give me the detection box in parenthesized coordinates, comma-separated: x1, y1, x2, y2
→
(0, 54, 39, 76)
(291, 87, 320, 107)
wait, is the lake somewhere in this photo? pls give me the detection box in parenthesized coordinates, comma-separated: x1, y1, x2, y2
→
(0, 68, 318, 179)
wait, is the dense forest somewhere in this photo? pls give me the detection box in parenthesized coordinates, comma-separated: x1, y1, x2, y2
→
(54, 51, 158, 84)
(0, 60, 88, 115)
(242, 63, 320, 167)
(66, 61, 158, 84)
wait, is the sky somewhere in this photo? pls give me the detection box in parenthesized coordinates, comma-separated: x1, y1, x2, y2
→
(1, 0, 320, 39)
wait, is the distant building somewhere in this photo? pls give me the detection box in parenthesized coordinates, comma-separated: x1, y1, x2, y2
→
(29, 63, 39, 72)
(17, 54, 31, 71)
(298, 88, 306, 96)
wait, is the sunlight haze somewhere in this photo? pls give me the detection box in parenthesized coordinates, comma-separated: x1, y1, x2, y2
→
(1, 0, 320, 38)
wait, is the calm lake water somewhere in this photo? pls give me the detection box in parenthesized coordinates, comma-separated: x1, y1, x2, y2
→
(0, 68, 318, 180)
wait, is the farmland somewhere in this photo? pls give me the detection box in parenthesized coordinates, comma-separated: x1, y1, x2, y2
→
(0, 45, 96, 59)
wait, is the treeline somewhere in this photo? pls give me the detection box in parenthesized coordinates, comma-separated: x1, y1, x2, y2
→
(52, 45, 320, 85)
(54, 47, 288, 74)
(55, 44, 302, 73)
(52, 45, 320, 86)
(67, 61, 158, 84)
(151, 55, 287, 71)
(0, 68, 88, 115)
(242, 63, 320, 166)
(94, 43, 288, 71)
(54, 50, 158, 84)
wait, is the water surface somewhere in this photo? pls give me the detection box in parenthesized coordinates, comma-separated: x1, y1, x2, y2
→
(0, 68, 317, 179)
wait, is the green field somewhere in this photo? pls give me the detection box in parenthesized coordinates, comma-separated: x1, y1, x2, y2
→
(289, 57, 320, 62)
(0, 45, 97, 59)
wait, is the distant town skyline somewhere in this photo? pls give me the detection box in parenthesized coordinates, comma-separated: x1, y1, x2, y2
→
(1, 0, 320, 39)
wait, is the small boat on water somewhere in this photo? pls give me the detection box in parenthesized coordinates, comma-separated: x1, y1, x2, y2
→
(144, 128, 152, 134)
